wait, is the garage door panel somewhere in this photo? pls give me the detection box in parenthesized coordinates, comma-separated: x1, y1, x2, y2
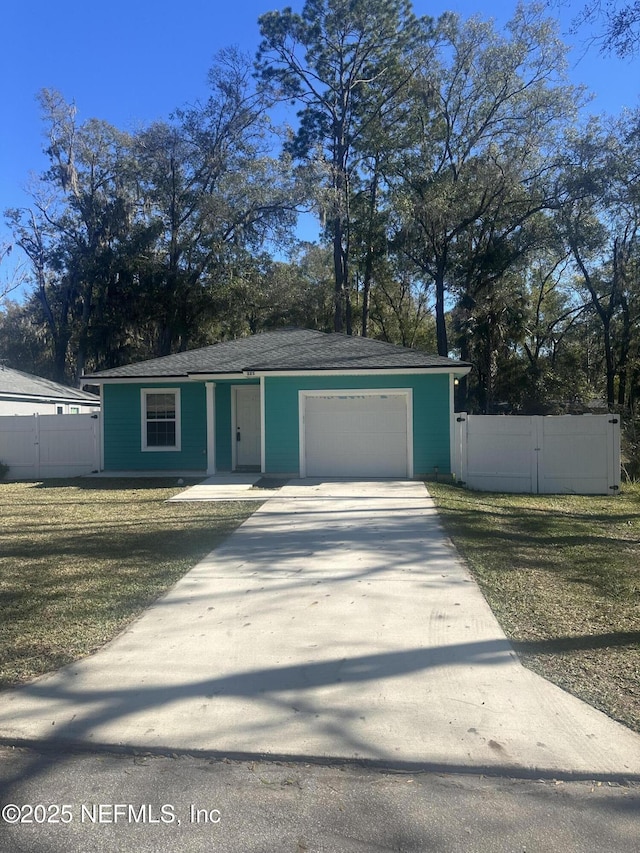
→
(303, 393, 409, 478)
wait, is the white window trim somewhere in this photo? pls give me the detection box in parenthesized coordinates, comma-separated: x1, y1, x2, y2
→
(141, 388, 182, 452)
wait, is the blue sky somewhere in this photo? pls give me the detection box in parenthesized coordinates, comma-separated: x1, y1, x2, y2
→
(1, 0, 638, 285)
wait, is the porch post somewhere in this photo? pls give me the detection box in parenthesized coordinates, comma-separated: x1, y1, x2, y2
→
(99, 383, 105, 472)
(260, 376, 266, 474)
(205, 382, 216, 476)
(449, 373, 456, 476)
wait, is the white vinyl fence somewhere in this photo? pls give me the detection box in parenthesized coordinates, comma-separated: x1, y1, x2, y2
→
(452, 414, 621, 495)
(0, 414, 101, 479)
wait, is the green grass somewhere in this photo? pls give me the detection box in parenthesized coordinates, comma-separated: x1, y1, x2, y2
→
(0, 479, 258, 687)
(428, 482, 640, 733)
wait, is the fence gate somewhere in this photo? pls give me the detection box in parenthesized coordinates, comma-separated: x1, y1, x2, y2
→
(453, 414, 620, 495)
(0, 414, 101, 479)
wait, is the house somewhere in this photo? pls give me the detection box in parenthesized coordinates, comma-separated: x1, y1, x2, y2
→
(83, 328, 471, 479)
(0, 365, 100, 416)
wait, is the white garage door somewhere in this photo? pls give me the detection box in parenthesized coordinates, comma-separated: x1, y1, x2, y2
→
(302, 392, 410, 477)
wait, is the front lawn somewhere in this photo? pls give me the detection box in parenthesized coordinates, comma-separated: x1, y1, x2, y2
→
(0, 479, 258, 687)
(428, 482, 640, 734)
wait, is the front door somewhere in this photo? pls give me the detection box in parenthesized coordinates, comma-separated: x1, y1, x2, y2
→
(234, 385, 261, 469)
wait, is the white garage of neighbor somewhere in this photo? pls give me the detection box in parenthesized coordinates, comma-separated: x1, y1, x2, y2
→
(299, 389, 413, 478)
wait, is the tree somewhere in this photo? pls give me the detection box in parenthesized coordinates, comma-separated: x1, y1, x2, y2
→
(257, 0, 432, 333)
(0, 242, 29, 305)
(368, 264, 437, 349)
(212, 248, 335, 337)
(575, 0, 640, 57)
(7, 90, 140, 382)
(0, 299, 53, 377)
(517, 247, 592, 409)
(559, 111, 640, 409)
(132, 47, 298, 355)
(6, 205, 76, 383)
(5, 51, 298, 378)
(391, 5, 582, 358)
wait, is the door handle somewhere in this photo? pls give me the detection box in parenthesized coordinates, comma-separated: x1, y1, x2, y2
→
(236, 427, 241, 442)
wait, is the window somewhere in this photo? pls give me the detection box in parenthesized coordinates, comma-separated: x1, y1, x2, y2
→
(70, 406, 80, 414)
(141, 389, 181, 451)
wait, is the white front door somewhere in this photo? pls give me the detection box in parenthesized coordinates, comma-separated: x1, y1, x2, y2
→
(234, 385, 261, 469)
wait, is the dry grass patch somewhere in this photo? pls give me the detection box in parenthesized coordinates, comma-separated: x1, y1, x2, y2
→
(0, 479, 258, 686)
(428, 482, 640, 733)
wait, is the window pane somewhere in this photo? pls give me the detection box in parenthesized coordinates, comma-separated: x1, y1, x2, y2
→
(147, 422, 176, 447)
(146, 393, 175, 420)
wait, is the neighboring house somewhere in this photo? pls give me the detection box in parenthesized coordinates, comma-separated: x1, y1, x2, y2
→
(0, 365, 100, 415)
(83, 328, 471, 479)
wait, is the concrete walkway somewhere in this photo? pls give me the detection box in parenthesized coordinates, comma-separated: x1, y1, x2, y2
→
(1, 479, 640, 778)
(89, 472, 284, 500)
(168, 473, 283, 501)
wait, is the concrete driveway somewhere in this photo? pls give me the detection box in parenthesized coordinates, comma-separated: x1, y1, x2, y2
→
(1, 479, 639, 778)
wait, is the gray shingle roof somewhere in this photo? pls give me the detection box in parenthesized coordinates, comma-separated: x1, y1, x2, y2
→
(0, 366, 100, 402)
(83, 329, 471, 379)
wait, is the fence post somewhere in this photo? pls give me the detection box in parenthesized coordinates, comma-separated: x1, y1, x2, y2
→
(533, 416, 543, 494)
(609, 415, 621, 493)
(454, 413, 468, 485)
(34, 413, 41, 479)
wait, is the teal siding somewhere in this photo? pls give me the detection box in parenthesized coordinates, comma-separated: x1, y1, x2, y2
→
(412, 374, 451, 474)
(263, 374, 451, 476)
(103, 382, 207, 471)
(264, 377, 300, 474)
(103, 374, 451, 476)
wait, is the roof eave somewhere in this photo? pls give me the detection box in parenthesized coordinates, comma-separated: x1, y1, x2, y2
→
(82, 373, 191, 383)
(0, 391, 99, 402)
(222, 365, 473, 377)
(85, 364, 472, 383)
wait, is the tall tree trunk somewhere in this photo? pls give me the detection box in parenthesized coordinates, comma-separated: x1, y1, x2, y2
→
(361, 263, 371, 337)
(457, 333, 471, 411)
(333, 216, 345, 333)
(435, 260, 448, 356)
(603, 319, 616, 409)
(617, 301, 631, 409)
(74, 277, 94, 382)
(571, 240, 617, 408)
(361, 168, 379, 338)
